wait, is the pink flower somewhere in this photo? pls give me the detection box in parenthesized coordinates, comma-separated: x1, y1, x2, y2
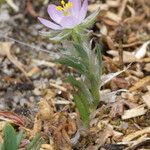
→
(38, 0, 88, 30)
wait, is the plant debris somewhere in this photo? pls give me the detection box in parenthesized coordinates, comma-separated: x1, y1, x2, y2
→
(0, 0, 150, 149)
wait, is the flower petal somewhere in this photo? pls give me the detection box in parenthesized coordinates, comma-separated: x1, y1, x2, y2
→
(47, 4, 64, 24)
(69, 0, 81, 17)
(78, 0, 88, 22)
(38, 17, 63, 30)
(59, 16, 79, 28)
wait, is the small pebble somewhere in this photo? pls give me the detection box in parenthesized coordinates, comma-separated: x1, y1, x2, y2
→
(20, 98, 28, 106)
(33, 88, 42, 96)
(46, 43, 53, 50)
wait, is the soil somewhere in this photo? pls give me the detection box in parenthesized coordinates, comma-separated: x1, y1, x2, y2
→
(0, 0, 150, 150)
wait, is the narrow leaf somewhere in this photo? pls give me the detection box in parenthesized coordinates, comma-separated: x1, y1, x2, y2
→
(3, 123, 18, 150)
(0, 144, 4, 150)
(16, 129, 24, 147)
(73, 93, 90, 127)
(49, 30, 71, 41)
(57, 57, 87, 74)
(67, 75, 81, 88)
(67, 75, 93, 104)
(26, 133, 41, 150)
(95, 44, 102, 75)
(81, 8, 100, 28)
(73, 43, 88, 59)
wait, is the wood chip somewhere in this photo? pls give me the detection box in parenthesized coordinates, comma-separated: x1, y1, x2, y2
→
(129, 76, 150, 91)
(38, 99, 54, 120)
(127, 5, 135, 17)
(101, 18, 119, 26)
(106, 0, 120, 7)
(5, 0, 19, 12)
(38, 90, 55, 120)
(118, 0, 128, 18)
(141, 57, 150, 63)
(27, 67, 40, 77)
(105, 11, 121, 23)
(32, 59, 55, 67)
(122, 127, 150, 142)
(124, 14, 145, 24)
(144, 63, 150, 72)
(107, 50, 136, 63)
(126, 136, 150, 150)
(122, 105, 147, 120)
(41, 144, 54, 150)
(88, 4, 108, 12)
(142, 92, 150, 109)
(30, 114, 42, 139)
(106, 36, 115, 49)
(95, 126, 113, 148)
(134, 40, 150, 59)
(50, 82, 67, 92)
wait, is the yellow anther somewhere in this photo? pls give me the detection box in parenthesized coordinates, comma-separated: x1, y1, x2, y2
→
(56, 1, 73, 16)
(56, 6, 63, 11)
(65, 2, 72, 8)
(61, 0, 65, 5)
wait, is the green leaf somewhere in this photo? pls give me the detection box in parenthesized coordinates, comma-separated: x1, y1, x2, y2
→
(73, 93, 90, 127)
(81, 8, 100, 29)
(57, 57, 87, 74)
(3, 123, 18, 150)
(67, 75, 81, 88)
(35, 141, 42, 150)
(26, 133, 41, 150)
(73, 43, 89, 63)
(71, 29, 82, 44)
(67, 75, 93, 104)
(91, 80, 100, 108)
(74, 43, 88, 58)
(87, 72, 100, 108)
(95, 44, 102, 75)
(40, 29, 71, 42)
(0, 144, 4, 150)
(39, 30, 61, 38)
(16, 129, 24, 147)
(49, 30, 71, 41)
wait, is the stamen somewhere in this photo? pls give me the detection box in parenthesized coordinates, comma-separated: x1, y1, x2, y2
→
(65, 2, 72, 8)
(56, 1, 73, 16)
(56, 6, 63, 11)
(61, 0, 65, 5)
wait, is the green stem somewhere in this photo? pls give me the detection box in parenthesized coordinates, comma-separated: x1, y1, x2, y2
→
(71, 29, 82, 44)
(72, 28, 101, 109)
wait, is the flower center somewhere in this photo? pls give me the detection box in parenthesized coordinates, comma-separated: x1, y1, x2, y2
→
(56, 0, 73, 16)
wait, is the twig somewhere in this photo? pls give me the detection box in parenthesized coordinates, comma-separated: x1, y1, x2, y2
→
(118, 0, 128, 18)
